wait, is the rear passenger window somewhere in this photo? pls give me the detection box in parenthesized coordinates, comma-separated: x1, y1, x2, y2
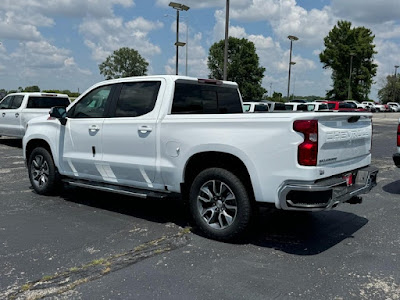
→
(10, 95, 24, 109)
(171, 82, 242, 114)
(115, 81, 161, 117)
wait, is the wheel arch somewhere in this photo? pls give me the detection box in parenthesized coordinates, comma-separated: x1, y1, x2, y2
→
(25, 139, 53, 163)
(183, 151, 255, 201)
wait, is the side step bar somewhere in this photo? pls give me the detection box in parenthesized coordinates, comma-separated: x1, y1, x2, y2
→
(62, 179, 170, 199)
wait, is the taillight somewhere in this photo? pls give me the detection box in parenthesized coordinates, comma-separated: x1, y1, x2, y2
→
(293, 120, 318, 166)
(397, 124, 400, 147)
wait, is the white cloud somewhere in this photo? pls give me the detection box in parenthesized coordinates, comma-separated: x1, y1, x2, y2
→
(79, 16, 162, 63)
(332, 0, 400, 24)
(230, 0, 280, 21)
(164, 30, 208, 77)
(0, 40, 91, 89)
(126, 17, 163, 32)
(156, 0, 226, 9)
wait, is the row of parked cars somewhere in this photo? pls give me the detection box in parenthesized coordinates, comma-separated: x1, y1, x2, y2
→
(243, 99, 400, 113)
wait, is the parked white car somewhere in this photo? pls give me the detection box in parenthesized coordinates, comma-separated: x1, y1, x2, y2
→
(23, 75, 378, 241)
(0, 92, 70, 138)
(361, 101, 377, 112)
(387, 102, 400, 112)
(344, 100, 366, 109)
(374, 103, 390, 112)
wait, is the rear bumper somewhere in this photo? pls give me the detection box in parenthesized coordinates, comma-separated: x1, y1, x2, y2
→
(278, 166, 378, 211)
(393, 153, 400, 168)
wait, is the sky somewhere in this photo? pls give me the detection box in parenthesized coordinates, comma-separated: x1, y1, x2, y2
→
(0, 0, 399, 100)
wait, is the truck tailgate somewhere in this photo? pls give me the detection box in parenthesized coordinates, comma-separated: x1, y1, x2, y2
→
(317, 114, 372, 166)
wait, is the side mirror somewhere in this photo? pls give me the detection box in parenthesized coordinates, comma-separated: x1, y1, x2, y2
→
(49, 106, 67, 125)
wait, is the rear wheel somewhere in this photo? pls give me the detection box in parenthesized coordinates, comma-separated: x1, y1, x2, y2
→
(28, 147, 60, 195)
(189, 168, 253, 241)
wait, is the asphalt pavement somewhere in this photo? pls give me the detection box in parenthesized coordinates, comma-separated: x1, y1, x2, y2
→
(0, 113, 399, 299)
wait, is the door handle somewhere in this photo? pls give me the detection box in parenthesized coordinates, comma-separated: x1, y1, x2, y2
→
(15, 113, 19, 118)
(2, 113, 5, 117)
(138, 125, 152, 133)
(89, 125, 100, 132)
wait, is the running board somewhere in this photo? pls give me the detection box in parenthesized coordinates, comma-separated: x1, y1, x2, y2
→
(62, 179, 170, 199)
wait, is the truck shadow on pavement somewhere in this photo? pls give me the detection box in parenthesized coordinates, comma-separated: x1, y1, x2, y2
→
(0, 138, 22, 148)
(60, 186, 189, 228)
(60, 185, 368, 256)
(250, 208, 368, 255)
(382, 180, 400, 194)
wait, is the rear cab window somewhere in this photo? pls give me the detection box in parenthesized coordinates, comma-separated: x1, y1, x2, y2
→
(171, 80, 242, 114)
(27, 95, 70, 108)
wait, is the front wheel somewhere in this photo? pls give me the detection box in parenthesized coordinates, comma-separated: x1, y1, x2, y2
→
(28, 147, 60, 195)
(189, 168, 253, 241)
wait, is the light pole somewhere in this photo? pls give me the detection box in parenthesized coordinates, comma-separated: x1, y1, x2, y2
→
(394, 65, 399, 102)
(185, 17, 188, 76)
(223, 0, 230, 81)
(287, 35, 298, 100)
(347, 52, 355, 99)
(169, 2, 190, 75)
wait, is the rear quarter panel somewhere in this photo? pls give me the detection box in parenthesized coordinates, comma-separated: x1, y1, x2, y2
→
(159, 112, 372, 207)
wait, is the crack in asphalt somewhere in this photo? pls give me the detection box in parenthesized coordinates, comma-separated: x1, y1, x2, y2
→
(1, 228, 191, 300)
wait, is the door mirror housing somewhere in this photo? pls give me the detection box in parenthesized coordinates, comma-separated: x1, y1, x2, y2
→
(49, 106, 67, 125)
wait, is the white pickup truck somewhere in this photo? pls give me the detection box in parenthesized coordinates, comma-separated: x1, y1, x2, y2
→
(0, 92, 70, 138)
(22, 76, 378, 241)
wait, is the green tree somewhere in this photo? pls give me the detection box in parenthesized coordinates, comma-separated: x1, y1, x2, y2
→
(24, 85, 41, 92)
(271, 92, 283, 102)
(319, 20, 377, 101)
(207, 37, 266, 101)
(378, 74, 400, 103)
(99, 47, 148, 80)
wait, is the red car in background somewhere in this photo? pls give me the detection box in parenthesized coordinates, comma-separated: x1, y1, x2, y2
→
(324, 101, 367, 112)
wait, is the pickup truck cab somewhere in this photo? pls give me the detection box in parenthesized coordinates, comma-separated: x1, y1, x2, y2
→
(23, 75, 378, 241)
(0, 92, 70, 138)
(243, 102, 269, 113)
(284, 102, 308, 111)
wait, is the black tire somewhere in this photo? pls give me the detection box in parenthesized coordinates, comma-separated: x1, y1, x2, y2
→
(188, 168, 253, 241)
(28, 147, 61, 195)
